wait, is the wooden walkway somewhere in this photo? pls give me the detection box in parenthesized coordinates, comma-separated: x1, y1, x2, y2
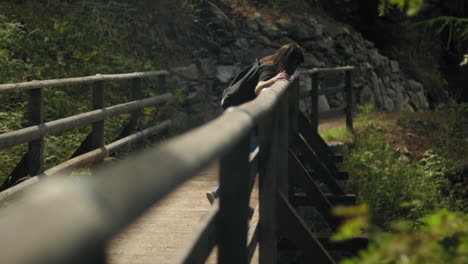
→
(106, 117, 344, 264)
(107, 162, 259, 263)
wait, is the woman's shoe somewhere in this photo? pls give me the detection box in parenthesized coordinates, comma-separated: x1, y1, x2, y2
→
(206, 191, 217, 205)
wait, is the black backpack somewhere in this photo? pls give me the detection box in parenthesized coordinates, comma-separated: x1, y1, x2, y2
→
(221, 59, 273, 109)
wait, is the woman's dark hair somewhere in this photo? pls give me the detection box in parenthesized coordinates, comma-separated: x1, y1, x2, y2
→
(260, 43, 305, 75)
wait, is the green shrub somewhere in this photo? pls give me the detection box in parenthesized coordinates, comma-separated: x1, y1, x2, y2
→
(339, 209, 468, 264)
(0, 0, 197, 183)
(320, 127, 353, 143)
(344, 105, 463, 227)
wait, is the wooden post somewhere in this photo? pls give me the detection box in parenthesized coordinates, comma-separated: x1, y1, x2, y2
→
(158, 74, 167, 93)
(345, 71, 353, 130)
(258, 107, 280, 264)
(132, 78, 143, 100)
(91, 81, 105, 149)
(288, 80, 299, 145)
(218, 135, 250, 264)
(310, 73, 319, 132)
(27, 88, 44, 176)
(277, 93, 289, 196)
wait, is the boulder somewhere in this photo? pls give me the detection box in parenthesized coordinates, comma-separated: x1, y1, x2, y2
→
(172, 64, 199, 80)
(302, 39, 330, 53)
(383, 95, 395, 111)
(276, 37, 297, 47)
(359, 85, 375, 105)
(390, 60, 400, 73)
(410, 90, 430, 110)
(257, 35, 272, 47)
(246, 18, 259, 32)
(407, 80, 424, 92)
(235, 38, 249, 49)
(261, 24, 283, 39)
(197, 58, 217, 77)
(318, 95, 331, 112)
(216, 65, 240, 83)
(303, 53, 325, 68)
(206, 0, 235, 29)
(299, 74, 312, 92)
(289, 23, 317, 41)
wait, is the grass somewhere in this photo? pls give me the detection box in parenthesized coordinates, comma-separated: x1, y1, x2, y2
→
(320, 127, 354, 143)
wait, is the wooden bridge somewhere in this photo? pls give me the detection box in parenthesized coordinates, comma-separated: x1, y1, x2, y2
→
(0, 66, 367, 263)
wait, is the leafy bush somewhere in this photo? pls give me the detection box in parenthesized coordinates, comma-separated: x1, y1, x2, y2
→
(344, 105, 464, 227)
(320, 127, 353, 142)
(0, 0, 197, 183)
(335, 105, 467, 264)
(339, 209, 468, 264)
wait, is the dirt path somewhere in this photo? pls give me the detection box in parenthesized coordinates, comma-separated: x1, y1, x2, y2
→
(318, 115, 347, 134)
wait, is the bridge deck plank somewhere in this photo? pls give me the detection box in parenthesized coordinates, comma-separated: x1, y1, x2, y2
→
(107, 162, 259, 264)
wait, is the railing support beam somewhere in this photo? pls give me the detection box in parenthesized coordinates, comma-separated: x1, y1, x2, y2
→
(258, 107, 280, 264)
(218, 135, 250, 264)
(310, 73, 319, 132)
(27, 88, 44, 176)
(278, 93, 289, 196)
(92, 81, 105, 149)
(345, 71, 353, 131)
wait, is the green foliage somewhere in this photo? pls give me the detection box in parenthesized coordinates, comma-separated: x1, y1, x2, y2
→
(376, 1, 468, 103)
(388, 25, 448, 103)
(436, 104, 468, 164)
(461, 54, 468, 66)
(411, 16, 468, 51)
(332, 204, 370, 241)
(1, 0, 153, 82)
(0, 102, 28, 184)
(357, 104, 378, 123)
(344, 106, 464, 227)
(339, 210, 468, 264)
(320, 127, 353, 143)
(338, 108, 467, 263)
(448, 103, 468, 140)
(0, 0, 197, 183)
(378, 0, 424, 16)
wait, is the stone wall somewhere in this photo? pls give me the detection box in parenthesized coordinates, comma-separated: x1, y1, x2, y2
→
(166, 0, 429, 127)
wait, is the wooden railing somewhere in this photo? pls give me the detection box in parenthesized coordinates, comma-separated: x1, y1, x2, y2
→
(0, 71, 172, 198)
(0, 66, 363, 264)
(301, 66, 354, 132)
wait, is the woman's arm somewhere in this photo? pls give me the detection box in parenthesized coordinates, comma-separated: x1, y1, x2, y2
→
(255, 71, 291, 95)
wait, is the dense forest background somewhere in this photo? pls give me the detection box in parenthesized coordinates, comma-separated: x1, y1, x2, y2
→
(311, 0, 468, 106)
(0, 0, 467, 263)
(0, 0, 197, 185)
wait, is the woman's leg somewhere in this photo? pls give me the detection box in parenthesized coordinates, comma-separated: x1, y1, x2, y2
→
(206, 131, 257, 205)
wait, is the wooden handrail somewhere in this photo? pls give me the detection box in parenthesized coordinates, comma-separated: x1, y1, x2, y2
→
(0, 65, 355, 264)
(0, 121, 172, 202)
(0, 70, 169, 93)
(0, 69, 170, 191)
(300, 66, 354, 131)
(0, 72, 293, 264)
(301, 66, 354, 74)
(0, 94, 172, 149)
